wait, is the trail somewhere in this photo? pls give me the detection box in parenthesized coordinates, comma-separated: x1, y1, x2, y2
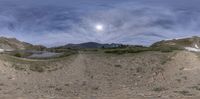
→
(65, 53, 87, 82)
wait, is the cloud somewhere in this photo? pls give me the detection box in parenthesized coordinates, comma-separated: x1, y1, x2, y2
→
(60, 3, 200, 45)
(0, 0, 200, 46)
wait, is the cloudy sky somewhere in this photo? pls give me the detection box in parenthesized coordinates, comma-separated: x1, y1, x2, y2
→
(0, 0, 200, 46)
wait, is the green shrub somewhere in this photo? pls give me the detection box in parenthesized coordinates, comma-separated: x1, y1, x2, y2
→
(189, 86, 200, 91)
(104, 44, 182, 54)
(104, 47, 149, 54)
(30, 65, 44, 72)
(174, 90, 193, 96)
(14, 53, 22, 57)
(153, 87, 167, 92)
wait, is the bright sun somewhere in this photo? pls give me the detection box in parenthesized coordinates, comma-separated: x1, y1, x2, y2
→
(95, 24, 104, 31)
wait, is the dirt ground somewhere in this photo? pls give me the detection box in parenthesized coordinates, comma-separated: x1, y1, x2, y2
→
(0, 51, 200, 99)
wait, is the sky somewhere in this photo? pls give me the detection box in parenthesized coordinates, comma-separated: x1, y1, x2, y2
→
(0, 0, 200, 47)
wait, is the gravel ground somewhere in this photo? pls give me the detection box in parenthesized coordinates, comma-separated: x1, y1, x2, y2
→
(0, 51, 199, 99)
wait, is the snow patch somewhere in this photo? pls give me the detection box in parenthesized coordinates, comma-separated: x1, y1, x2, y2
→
(185, 47, 200, 52)
(0, 49, 4, 53)
(195, 44, 199, 48)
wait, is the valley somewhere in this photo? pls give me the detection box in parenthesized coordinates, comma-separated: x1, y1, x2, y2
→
(0, 37, 199, 99)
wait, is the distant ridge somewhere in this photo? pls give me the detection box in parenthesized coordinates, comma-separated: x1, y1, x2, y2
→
(2, 36, 200, 51)
(57, 36, 200, 49)
(54, 42, 126, 49)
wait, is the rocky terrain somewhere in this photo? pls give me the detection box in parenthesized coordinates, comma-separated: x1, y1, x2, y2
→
(152, 36, 200, 49)
(0, 37, 199, 99)
(0, 37, 46, 51)
(0, 50, 200, 99)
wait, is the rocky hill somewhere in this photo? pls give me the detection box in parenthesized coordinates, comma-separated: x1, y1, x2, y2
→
(0, 37, 46, 51)
(152, 36, 200, 48)
(152, 36, 200, 52)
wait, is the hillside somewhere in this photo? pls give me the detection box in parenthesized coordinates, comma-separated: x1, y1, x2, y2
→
(0, 37, 46, 51)
(152, 36, 200, 48)
(152, 36, 200, 52)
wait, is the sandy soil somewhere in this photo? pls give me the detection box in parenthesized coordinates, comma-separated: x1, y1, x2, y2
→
(0, 51, 199, 99)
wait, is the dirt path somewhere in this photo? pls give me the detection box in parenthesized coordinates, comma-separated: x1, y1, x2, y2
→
(64, 54, 88, 82)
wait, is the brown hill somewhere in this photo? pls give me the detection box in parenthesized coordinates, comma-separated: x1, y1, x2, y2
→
(152, 36, 200, 48)
(0, 37, 46, 51)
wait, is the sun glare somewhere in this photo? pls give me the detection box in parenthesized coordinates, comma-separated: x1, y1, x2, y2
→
(95, 24, 104, 31)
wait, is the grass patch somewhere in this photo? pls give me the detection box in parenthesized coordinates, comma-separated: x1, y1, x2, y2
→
(136, 67, 144, 73)
(174, 90, 193, 96)
(160, 56, 172, 65)
(29, 65, 44, 72)
(12, 63, 26, 71)
(189, 86, 200, 91)
(104, 47, 149, 54)
(114, 64, 122, 68)
(104, 45, 181, 54)
(8, 51, 32, 58)
(14, 53, 22, 57)
(152, 87, 168, 92)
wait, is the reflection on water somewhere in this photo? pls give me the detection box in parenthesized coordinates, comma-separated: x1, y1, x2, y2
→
(28, 51, 62, 58)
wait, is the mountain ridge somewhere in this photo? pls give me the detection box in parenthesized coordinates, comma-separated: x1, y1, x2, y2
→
(1, 36, 200, 51)
(53, 42, 126, 49)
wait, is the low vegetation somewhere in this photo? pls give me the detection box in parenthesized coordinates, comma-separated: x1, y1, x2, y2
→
(189, 85, 200, 91)
(0, 53, 76, 73)
(9, 51, 32, 58)
(5, 48, 78, 59)
(104, 45, 182, 54)
(29, 65, 45, 72)
(47, 48, 78, 58)
(14, 53, 22, 57)
(174, 90, 194, 96)
(152, 87, 168, 92)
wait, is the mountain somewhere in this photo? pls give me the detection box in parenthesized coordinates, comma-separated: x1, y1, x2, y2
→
(0, 37, 46, 51)
(2, 36, 200, 52)
(59, 36, 200, 49)
(55, 42, 125, 49)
